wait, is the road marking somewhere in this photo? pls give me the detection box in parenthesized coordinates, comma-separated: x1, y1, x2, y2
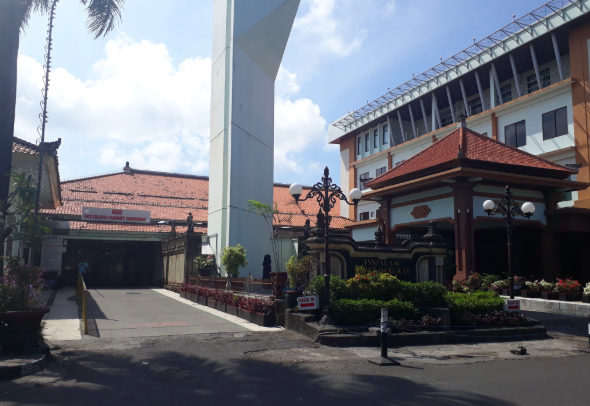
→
(151, 289, 283, 332)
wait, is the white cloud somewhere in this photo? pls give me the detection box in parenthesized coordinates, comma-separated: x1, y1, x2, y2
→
(274, 66, 326, 174)
(294, 0, 367, 57)
(15, 36, 328, 179)
(385, 1, 397, 16)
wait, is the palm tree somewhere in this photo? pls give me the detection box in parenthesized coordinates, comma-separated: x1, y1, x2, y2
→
(0, 0, 125, 227)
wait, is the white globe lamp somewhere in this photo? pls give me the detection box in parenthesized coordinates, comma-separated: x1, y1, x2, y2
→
(290, 183, 303, 201)
(350, 188, 362, 204)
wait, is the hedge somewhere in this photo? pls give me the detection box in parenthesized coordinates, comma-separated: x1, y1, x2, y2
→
(398, 281, 447, 307)
(445, 291, 504, 316)
(329, 299, 418, 325)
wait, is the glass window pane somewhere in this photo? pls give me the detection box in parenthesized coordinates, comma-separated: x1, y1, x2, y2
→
(505, 124, 516, 147)
(555, 107, 568, 137)
(383, 125, 388, 145)
(357, 137, 361, 155)
(542, 111, 556, 140)
(365, 134, 369, 152)
(527, 74, 538, 94)
(516, 120, 526, 147)
(501, 84, 512, 103)
(541, 68, 551, 88)
(374, 130, 379, 148)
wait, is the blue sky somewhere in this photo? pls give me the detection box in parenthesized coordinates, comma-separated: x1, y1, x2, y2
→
(15, 0, 544, 186)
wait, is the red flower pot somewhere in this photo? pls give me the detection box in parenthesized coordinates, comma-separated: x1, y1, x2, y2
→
(521, 290, 541, 298)
(502, 289, 521, 297)
(197, 296, 207, 306)
(558, 293, 582, 302)
(542, 292, 559, 300)
(0, 308, 50, 334)
(207, 299, 217, 310)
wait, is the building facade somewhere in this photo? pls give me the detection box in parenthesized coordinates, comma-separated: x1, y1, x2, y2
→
(329, 1, 590, 283)
(330, 1, 590, 222)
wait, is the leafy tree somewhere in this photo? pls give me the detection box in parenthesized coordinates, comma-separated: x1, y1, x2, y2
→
(248, 200, 280, 273)
(1, 172, 51, 259)
(221, 244, 248, 278)
(0, 0, 126, 236)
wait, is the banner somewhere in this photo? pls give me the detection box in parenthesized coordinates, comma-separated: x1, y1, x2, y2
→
(82, 207, 151, 224)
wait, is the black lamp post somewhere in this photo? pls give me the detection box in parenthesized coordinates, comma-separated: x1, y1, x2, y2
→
(290, 167, 361, 315)
(483, 185, 535, 299)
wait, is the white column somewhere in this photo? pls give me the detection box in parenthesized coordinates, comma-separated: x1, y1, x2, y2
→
(209, 0, 300, 277)
(397, 109, 406, 143)
(551, 33, 565, 81)
(530, 43, 542, 91)
(433, 93, 442, 129)
(445, 85, 455, 123)
(459, 79, 470, 117)
(509, 54, 522, 98)
(420, 98, 430, 133)
(408, 105, 417, 138)
(387, 115, 395, 146)
(431, 94, 437, 131)
(475, 71, 486, 111)
(491, 63, 503, 106)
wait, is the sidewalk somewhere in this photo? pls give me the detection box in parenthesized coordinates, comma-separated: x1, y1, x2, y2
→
(42, 287, 82, 341)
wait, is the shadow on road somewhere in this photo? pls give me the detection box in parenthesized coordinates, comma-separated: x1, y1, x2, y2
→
(3, 346, 519, 406)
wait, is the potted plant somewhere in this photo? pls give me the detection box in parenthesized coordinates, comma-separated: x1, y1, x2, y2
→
(194, 255, 214, 276)
(490, 279, 509, 295)
(522, 280, 542, 298)
(556, 278, 582, 301)
(0, 256, 50, 349)
(221, 244, 248, 278)
(285, 255, 316, 308)
(540, 280, 558, 300)
(583, 283, 590, 304)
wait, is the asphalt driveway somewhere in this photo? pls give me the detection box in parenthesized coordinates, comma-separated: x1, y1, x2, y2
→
(85, 288, 248, 338)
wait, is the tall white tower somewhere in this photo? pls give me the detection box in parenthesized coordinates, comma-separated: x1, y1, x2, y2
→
(208, 0, 300, 277)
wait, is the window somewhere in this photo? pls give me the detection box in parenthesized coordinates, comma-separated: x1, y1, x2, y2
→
(376, 167, 387, 177)
(468, 97, 482, 115)
(501, 84, 512, 103)
(374, 129, 379, 149)
(383, 125, 389, 145)
(359, 172, 370, 191)
(365, 133, 369, 152)
(505, 120, 526, 148)
(357, 137, 361, 155)
(542, 107, 568, 140)
(527, 68, 551, 94)
(359, 212, 370, 221)
(440, 114, 452, 128)
(370, 212, 375, 218)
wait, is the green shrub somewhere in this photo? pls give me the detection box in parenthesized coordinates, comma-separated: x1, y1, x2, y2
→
(307, 275, 349, 306)
(330, 299, 418, 325)
(445, 291, 504, 316)
(346, 271, 401, 300)
(398, 281, 447, 307)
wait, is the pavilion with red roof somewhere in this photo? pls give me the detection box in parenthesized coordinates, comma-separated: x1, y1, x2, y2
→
(346, 120, 590, 282)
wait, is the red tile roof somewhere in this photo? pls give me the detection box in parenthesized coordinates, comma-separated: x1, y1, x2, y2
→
(366, 126, 576, 189)
(12, 137, 62, 155)
(42, 169, 353, 233)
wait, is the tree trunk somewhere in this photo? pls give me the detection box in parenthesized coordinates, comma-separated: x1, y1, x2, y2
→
(0, 1, 23, 242)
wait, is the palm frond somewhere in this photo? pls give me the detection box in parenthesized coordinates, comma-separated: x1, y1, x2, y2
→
(18, 0, 51, 33)
(80, 0, 125, 39)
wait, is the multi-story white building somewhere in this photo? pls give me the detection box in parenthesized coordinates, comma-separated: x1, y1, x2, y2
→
(329, 0, 590, 226)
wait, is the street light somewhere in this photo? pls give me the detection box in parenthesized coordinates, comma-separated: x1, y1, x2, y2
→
(483, 185, 535, 299)
(290, 167, 361, 317)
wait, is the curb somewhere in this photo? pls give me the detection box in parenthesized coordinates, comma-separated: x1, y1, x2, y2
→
(0, 354, 46, 380)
